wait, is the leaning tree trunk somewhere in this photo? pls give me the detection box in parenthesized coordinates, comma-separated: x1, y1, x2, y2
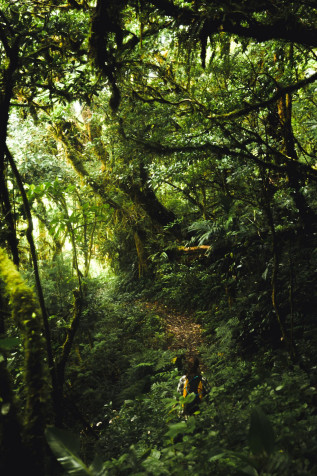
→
(122, 162, 183, 239)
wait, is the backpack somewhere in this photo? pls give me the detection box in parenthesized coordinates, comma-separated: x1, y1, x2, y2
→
(182, 375, 204, 414)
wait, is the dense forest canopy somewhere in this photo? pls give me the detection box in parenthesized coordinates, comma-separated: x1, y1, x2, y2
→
(1, 1, 317, 475)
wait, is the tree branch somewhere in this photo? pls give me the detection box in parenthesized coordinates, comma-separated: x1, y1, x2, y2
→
(132, 89, 194, 107)
(207, 72, 317, 121)
(149, 0, 317, 47)
(131, 136, 317, 181)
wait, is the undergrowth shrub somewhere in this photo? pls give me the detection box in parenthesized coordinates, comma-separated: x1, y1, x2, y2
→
(20, 222, 316, 475)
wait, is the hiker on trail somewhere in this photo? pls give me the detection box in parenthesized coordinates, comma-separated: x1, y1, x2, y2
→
(177, 355, 210, 415)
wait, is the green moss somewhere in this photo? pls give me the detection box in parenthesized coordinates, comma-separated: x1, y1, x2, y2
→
(0, 249, 51, 462)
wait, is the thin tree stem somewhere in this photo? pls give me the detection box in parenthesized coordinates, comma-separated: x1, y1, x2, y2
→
(5, 145, 60, 412)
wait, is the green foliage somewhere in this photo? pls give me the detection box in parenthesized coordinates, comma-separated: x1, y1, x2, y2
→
(0, 336, 20, 350)
(13, 264, 314, 476)
(248, 407, 275, 457)
(45, 426, 103, 476)
(1, 1, 317, 475)
(55, 278, 173, 430)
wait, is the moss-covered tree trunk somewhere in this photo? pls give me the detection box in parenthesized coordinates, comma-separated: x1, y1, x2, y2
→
(0, 249, 52, 475)
(0, 287, 26, 474)
(124, 162, 182, 238)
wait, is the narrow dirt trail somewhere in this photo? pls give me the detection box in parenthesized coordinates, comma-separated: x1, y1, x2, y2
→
(140, 301, 204, 355)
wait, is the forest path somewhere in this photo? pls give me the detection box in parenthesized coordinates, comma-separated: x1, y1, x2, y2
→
(139, 301, 204, 355)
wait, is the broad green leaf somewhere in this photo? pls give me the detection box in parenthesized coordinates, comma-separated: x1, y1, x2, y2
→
(208, 452, 227, 462)
(89, 454, 104, 475)
(165, 421, 187, 439)
(186, 415, 197, 433)
(0, 337, 20, 350)
(180, 392, 196, 405)
(1, 403, 11, 415)
(248, 407, 275, 456)
(151, 449, 161, 460)
(45, 426, 93, 475)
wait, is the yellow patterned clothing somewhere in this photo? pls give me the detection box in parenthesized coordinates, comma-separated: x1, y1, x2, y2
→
(177, 374, 210, 395)
(177, 374, 210, 414)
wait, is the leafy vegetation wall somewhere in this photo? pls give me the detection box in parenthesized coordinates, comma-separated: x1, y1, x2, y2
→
(0, 1, 317, 475)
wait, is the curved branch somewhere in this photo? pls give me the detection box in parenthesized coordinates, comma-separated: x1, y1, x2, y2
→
(207, 72, 317, 121)
(131, 136, 317, 181)
(133, 89, 194, 107)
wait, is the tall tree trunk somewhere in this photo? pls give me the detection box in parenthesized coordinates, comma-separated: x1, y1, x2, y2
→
(56, 290, 83, 414)
(0, 174, 19, 266)
(134, 228, 148, 278)
(6, 146, 61, 419)
(261, 173, 287, 343)
(0, 39, 20, 266)
(275, 47, 317, 231)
